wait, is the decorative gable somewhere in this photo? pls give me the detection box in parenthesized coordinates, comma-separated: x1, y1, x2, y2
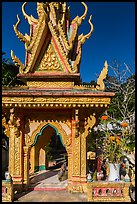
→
(11, 2, 93, 77)
(37, 43, 63, 72)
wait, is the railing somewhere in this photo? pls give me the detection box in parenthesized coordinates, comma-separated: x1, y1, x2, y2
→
(2, 180, 13, 202)
(87, 181, 131, 202)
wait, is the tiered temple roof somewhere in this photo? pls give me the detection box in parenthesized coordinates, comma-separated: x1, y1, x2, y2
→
(2, 2, 114, 108)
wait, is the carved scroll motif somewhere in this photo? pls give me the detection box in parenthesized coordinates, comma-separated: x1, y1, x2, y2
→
(39, 44, 62, 71)
(2, 115, 10, 138)
(80, 113, 96, 178)
(14, 136, 21, 175)
(8, 108, 21, 138)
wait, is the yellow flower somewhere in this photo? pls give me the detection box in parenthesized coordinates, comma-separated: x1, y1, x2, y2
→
(116, 138, 120, 144)
(109, 136, 115, 141)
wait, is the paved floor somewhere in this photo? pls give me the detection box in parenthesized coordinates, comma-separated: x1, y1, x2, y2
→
(29, 168, 68, 189)
(14, 169, 87, 202)
(14, 190, 87, 202)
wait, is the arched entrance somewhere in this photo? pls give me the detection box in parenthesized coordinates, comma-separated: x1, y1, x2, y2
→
(29, 123, 67, 172)
(25, 121, 70, 188)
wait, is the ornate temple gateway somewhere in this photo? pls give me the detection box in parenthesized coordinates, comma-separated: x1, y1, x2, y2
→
(2, 2, 115, 199)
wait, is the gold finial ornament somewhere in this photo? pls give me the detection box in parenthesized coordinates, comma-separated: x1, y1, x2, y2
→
(11, 50, 25, 74)
(78, 15, 94, 44)
(22, 2, 38, 24)
(96, 61, 108, 91)
(37, 2, 45, 17)
(77, 2, 88, 25)
(13, 14, 30, 49)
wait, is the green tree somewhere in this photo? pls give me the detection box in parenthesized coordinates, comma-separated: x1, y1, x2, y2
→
(87, 61, 135, 157)
(2, 54, 25, 87)
(101, 61, 135, 154)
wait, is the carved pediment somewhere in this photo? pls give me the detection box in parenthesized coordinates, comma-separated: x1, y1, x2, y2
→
(38, 43, 62, 72)
(11, 2, 94, 76)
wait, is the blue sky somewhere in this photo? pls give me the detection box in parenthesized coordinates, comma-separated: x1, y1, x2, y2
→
(2, 2, 135, 82)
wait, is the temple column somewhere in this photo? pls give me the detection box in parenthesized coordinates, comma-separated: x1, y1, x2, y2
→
(23, 146, 31, 186)
(79, 118, 87, 192)
(8, 108, 23, 189)
(67, 151, 72, 190)
(80, 112, 96, 192)
(8, 125, 15, 178)
(66, 120, 73, 191)
(68, 109, 83, 192)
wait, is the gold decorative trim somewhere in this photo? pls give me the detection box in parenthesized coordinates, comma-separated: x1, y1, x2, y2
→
(78, 15, 94, 45)
(38, 43, 62, 71)
(13, 14, 30, 49)
(2, 96, 111, 107)
(2, 115, 10, 138)
(25, 14, 47, 73)
(69, 2, 88, 46)
(58, 20, 72, 51)
(30, 121, 71, 151)
(11, 50, 25, 74)
(96, 61, 108, 91)
(48, 21, 74, 73)
(22, 2, 38, 25)
(26, 81, 74, 88)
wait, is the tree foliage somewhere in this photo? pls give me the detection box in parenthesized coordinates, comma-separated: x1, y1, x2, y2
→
(87, 61, 135, 154)
(2, 55, 25, 87)
(105, 62, 135, 140)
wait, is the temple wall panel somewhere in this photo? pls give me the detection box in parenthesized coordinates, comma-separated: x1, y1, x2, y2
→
(29, 146, 35, 174)
(14, 137, 21, 176)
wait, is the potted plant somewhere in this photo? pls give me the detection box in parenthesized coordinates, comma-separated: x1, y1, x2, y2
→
(94, 115, 133, 181)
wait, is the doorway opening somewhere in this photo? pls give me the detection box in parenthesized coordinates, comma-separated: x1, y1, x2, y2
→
(29, 124, 68, 188)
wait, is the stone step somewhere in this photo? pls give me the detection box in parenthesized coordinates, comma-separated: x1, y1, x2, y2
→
(29, 182, 67, 191)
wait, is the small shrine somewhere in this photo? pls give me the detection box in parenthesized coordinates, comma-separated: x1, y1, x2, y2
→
(3, 2, 129, 201)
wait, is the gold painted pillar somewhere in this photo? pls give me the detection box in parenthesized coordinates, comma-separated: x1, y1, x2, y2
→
(80, 112, 96, 193)
(66, 122, 73, 191)
(67, 151, 72, 190)
(79, 117, 87, 192)
(8, 108, 23, 186)
(23, 146, 31, 186)
(29, 146, 35, 174)
(67, 117, 77, 191)
(8, 125, 15, 178)
(68, 109, 83, 192)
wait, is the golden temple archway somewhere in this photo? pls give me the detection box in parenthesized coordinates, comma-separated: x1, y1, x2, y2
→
(2, 2, 115, 197)
(28, 122, 68, 177)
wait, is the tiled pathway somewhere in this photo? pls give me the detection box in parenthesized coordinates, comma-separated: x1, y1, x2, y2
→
(14, 190, 87, 202)
(14, 169, 87, 202)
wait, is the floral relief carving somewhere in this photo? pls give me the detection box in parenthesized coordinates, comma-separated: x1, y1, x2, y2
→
(39, 43, 62, 71)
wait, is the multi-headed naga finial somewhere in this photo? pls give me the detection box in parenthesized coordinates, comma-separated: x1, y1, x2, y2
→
(11, 50, 25, 74)
(76, 2, 88, 26)
(13, 14, 30, 49)
(22, 2, 38, 24)
(78, 15, 94, 44)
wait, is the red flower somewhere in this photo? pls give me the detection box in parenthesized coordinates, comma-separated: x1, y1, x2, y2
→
(101, 115, 108, 121)
(121, 122, 128, 128)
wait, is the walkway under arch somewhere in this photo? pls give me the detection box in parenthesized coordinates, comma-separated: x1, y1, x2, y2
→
(29, 122, 68, 173)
